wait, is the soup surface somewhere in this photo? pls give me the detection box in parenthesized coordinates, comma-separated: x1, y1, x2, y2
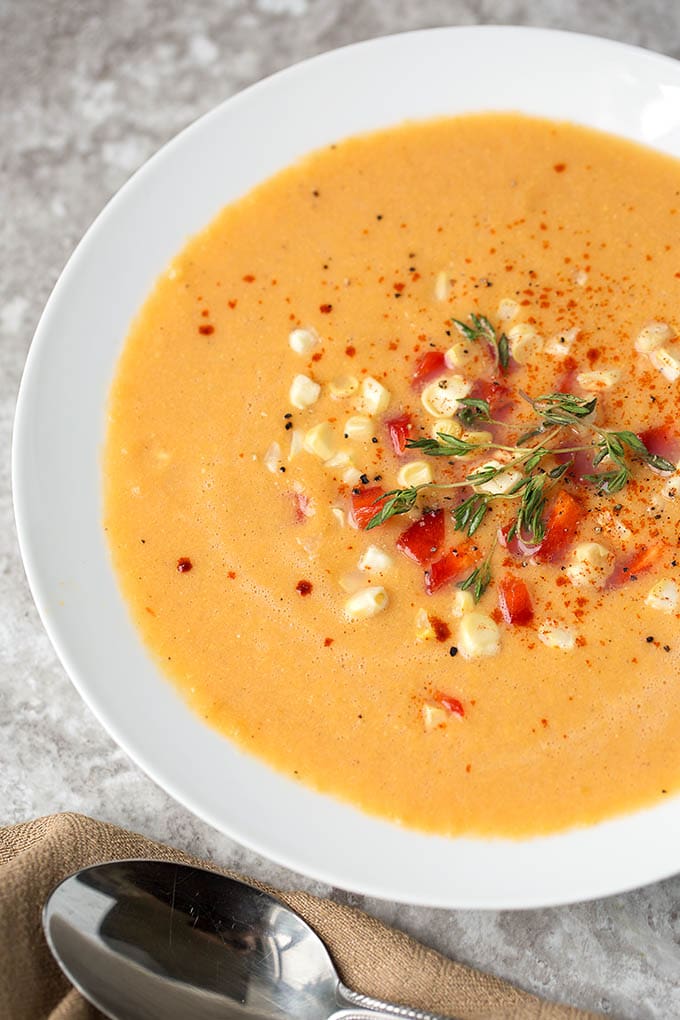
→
(105, 114, 680, 836)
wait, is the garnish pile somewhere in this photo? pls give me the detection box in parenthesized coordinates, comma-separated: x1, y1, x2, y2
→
(365, 387, 674, 599)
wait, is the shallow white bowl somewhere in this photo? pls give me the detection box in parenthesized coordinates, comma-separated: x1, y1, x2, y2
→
(13, 25, 680, 908)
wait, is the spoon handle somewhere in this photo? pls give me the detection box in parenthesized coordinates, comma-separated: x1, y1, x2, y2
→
(332, 983, 454, 1020)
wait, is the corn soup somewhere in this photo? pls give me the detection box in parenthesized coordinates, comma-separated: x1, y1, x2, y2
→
(105, 114, 680, 836)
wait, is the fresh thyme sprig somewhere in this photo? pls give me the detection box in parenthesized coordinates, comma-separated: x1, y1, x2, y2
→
(452, 313, 510, 372)
(394, 431, 565, 543)
(363, 387, 675, 598)
(505, 472, 551, 543)
(456, 397, 493, 426)
(515, 391, 597, 444)
(524, 391, 597, 428)
(451, 492, 492, 536)
(585, 429, 675, 494)
(365, 485, 426, 530)
(458, 541, 497, 602)
(406, 432, 485, 458)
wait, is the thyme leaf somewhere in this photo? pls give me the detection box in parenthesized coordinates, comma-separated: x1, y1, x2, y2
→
(456, 397, 492, 426)
(364, 486, 425, 530)
(452, 492, 492, 536)
(523, 391, 597, 428)
(497, 331, 510, 371)
(458, 542, 496, 602)
(585, 429, 675, 493)
(506, 473, 549, 543)
(452, 313, 496, 345)
(406, 432, 484, 457)
(582, 465, 631, 495)
(647, 453, 677, 473)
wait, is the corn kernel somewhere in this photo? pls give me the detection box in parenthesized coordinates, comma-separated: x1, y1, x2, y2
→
(649, 347, 680, 383)
(444, 342, 474, 369)
(431, 417, 462, 439)
(263, 442, 281, 473)
(328, 375, 359, 400)
(544, 327, 579, 359)
(415, 608, 436, 641)
(507, 323, 542, 365)
(421, 375, 472, 417)
(566, 542, 614, 589)
(342, 416, 375, 440)
(324, 449, 351, 469)
(344, 415, 374, 442)
(458, 612, 501, 659)
(344, 586, 389, 620)
(358, 545, 393, 573)
(342, 465, 363, 486)
(288, 428, 304, 461)
(434, 271, 450, 301)
(289, 374, 321, 409)
(635, 322, 674, 354)
(473, 459, 523, 495)
(330, 507, 345, 528)
(464, 430, 494, 446)
(324, 452, 361, 486)
(645, 578, 678, 614)
(537, 620, 576, 650)
(498, 297, 519, 322)
(362, 376, 391, 415)
(397, 460, 433, 488)
(576, 369, 621, 391)
(422, 701, 449, 731)
(289, 327, 319, 354)
(303, 422, 336, 460)
(451, 590, 475, 617)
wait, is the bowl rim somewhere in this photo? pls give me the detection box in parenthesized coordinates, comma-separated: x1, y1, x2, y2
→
(13, 23, 680, 908)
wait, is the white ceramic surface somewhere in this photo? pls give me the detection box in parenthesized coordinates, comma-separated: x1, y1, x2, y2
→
(13, 25, 680, 908)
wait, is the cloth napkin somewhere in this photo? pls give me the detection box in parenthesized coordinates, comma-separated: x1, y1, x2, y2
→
(0, 813, 603, 1020)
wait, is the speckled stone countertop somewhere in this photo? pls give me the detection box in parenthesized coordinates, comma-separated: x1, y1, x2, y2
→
(3, 3, 680, 1017)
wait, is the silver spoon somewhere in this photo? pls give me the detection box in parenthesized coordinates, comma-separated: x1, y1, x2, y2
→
(44, 859, 453, 1020)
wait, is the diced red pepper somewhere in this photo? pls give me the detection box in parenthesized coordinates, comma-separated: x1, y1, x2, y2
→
(350, 487, 387, 529)
(470, 377, 514, 417)
(425, 543, 480, 594)
(534, 490, 583, 563)
(497, 574, 534, 626)
(627, 544, 667, 574)
(411, 350, 447, 387)
(386, 413, 414, 455)
(638, 424, 680, 464)
(396, 508, 445, 565)
(609, 542, 668, 588)
(434, 691, 465, 717)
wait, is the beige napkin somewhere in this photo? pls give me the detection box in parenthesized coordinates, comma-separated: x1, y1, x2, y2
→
(0, 813, 603, 1020)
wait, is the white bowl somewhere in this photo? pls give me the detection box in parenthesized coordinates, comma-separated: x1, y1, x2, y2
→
(13, 26, 680, 908)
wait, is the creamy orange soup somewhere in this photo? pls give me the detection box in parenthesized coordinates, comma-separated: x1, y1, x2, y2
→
(105, 114, 680, 837)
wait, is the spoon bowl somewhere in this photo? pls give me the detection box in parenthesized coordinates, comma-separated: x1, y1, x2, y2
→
(43, 860, 449, 1020)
